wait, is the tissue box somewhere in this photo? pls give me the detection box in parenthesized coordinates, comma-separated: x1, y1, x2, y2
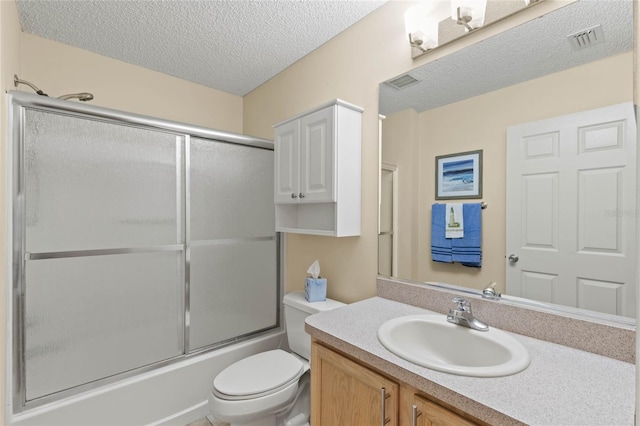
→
(305, 277, 327, 302)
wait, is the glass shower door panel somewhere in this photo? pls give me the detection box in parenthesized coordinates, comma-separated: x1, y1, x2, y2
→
(23, 109, 182, 253)
(190, 138, 274, 240)
(24, 251, 184, 401)
(188, 138, 277, 351)
(189, 240, 277, 350)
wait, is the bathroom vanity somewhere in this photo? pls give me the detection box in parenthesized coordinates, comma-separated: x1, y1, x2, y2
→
(311, 342, 479, 425)
(306, 279, 635, 425)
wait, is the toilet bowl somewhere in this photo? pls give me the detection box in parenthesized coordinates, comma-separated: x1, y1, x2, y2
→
(208, 292, 345, 426)
(209, 350, 308, 426)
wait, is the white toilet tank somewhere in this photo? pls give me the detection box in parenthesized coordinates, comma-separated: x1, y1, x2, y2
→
(283, 292, 345, 361)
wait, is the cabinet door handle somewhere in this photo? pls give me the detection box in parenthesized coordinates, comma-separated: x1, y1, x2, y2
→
(412, 404, 422, 426)
(299, 192, 305, 198)
(291, 193, 298, 199)
(380, 387, 391, 425)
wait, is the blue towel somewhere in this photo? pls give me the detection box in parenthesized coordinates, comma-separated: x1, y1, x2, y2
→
(452, 203, 482, 267)
(431, 204, 452, 263)
(431, 203, 482, 267)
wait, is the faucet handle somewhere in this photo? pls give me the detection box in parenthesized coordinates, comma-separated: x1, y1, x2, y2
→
(452, 297, 469, 311)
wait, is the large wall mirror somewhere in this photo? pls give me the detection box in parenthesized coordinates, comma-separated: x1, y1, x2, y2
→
(378, 0, 635, 323)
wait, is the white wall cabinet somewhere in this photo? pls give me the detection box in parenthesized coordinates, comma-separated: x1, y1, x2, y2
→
(273, 99, 362, 237)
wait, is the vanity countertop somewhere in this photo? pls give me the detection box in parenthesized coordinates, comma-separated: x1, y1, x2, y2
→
(305, 296, 635, 426)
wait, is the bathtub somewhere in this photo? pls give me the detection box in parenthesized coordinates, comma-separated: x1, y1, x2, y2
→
(6, 331, 285, 426)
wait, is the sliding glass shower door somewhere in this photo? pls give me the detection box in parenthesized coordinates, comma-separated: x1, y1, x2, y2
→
(10, 93, 279, 409)
(22, 109, 185, 402)
(188, 138, 277, 350)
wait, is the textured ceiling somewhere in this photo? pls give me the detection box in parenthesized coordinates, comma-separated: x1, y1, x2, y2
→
(380, 0, 633, 115)
(16, 0, 387, 96)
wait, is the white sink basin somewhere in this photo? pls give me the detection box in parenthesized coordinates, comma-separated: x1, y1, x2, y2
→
(377, 315, 530, 377)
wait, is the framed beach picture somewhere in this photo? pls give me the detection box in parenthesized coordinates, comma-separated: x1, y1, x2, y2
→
(435, 150, 483, 200)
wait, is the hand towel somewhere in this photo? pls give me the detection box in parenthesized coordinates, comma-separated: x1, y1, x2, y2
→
(452, 203, 482, 267)
(431, 204, 452, 263)
(445, 203, 464, 238)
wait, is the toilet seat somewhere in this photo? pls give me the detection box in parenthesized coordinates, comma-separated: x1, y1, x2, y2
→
(213, 349, 304, 401)
(209, 371, 309, 425)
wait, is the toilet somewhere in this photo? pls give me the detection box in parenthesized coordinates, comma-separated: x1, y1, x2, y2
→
(208, 291, 345, 426)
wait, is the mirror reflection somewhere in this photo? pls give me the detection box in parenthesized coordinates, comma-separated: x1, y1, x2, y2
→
(378, 0, 635, 319)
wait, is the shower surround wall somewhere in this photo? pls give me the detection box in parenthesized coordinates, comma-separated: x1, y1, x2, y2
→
(6, 92, 282, 425)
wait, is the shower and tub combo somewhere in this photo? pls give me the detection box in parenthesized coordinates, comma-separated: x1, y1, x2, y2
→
(6, 91, 284, 425)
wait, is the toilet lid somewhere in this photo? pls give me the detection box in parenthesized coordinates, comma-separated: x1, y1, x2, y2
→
(214, 349, 304, 398)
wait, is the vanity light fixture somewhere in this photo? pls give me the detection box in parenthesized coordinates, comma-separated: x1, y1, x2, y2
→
(406, 0, 542, 57)
(451, 0, 487, 32)
(405, 0, 486, 53)
(404, 2, 449, 52)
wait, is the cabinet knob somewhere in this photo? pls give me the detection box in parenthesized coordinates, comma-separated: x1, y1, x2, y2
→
(291, 193, 298, 199)
(299, 193, 305, 199)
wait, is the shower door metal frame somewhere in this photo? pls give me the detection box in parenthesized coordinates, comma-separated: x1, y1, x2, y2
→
(7, 91, 282, 413)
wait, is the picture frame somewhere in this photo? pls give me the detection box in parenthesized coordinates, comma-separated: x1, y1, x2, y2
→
(435, 150, 483, 200)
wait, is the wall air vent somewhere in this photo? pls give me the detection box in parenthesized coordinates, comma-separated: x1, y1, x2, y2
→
(385, 74, 420, 90)
(567, 25, 605, 50)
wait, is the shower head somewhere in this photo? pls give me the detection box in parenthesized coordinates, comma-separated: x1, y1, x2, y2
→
(14, 74, 94, 102)
(14, 74, 48, 97)
(57, 93, 94, 102)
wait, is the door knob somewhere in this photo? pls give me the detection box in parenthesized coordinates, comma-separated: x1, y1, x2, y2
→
(508, 254, 519, 263)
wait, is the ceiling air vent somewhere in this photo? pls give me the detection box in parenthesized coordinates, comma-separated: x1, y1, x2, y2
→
(385, 74, 420, 90)
(567, 25, 605, 50)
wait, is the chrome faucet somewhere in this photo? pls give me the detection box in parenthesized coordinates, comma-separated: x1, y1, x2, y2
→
(482, 281, 501, 300)
(447, 297, 489, 331)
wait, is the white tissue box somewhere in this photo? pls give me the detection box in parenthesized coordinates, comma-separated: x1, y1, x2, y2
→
(305, 277, 327, 302)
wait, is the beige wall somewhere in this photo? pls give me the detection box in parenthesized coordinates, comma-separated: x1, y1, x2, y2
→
(0, 0, 590, 420)
(396, 52, 632, 294)
(243, 0, 573, 303)
(1, 9, 245, 422)
(19, 33, 244, 133)
(244, 1, 412, 303)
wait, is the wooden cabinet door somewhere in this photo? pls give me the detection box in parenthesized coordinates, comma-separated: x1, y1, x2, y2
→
(411, 394, 479, 426)
(299, 106, 335, 203)
(274, 119, 299, 203)
(311, 343, 398, 426)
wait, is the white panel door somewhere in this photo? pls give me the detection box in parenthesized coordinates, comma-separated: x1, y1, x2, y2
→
(274, 120, 299, 203)
(299, 106, 335, 202)
(506, 103, 636, 318)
